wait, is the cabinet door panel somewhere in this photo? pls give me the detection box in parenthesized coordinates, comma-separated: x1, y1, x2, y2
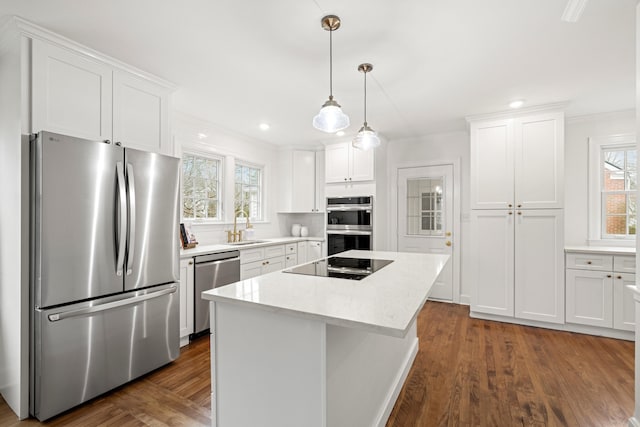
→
(350, 146, 374, 182)
(514, 210, 564, 323)
(263, 256, 285, 273)
(613, 273, 635, 331)
(566, 269, 612, 327)
(514, 113, 563, 209)
(291, 151, 316, 211)
(179, 259, 195, 341)
(470, 210, 514, 316)
(113, 71, 170, 154)
(470, 120, 514, 209)
(32, 39, 112, 141)
(241, 261, 263, 280)
(325, 144, 350, 183)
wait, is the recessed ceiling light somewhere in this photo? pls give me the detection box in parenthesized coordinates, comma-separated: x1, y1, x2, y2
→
(509, 100, 525, 109)
(336, 131, 345, 137)
(259, 123, 270, 131)
(197, 132, 207, 139)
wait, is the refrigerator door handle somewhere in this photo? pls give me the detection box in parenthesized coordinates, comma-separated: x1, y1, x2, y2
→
(126, 163, 136, 276)
(115, 162, 127, 277)
(47, 284, 177, 322)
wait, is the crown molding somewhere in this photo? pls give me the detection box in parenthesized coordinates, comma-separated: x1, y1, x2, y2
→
(465, 102, 570, 123)
(7, 15, 177, 91)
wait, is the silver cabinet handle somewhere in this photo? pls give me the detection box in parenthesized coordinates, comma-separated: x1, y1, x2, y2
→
(126, 163, 136, 276)
(48, 285, 177, 322)
(115, 162, 127, 277)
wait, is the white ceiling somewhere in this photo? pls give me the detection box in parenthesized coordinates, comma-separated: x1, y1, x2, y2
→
(0, 0, 636, 146)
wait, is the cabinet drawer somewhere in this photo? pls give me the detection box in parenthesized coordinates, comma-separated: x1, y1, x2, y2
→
(285, 243, 297, 254)
(240, 248, 265, 264)
(566, 253, 613, 271)
(613, 255, 636, 274)
(264, 245, 285, 259)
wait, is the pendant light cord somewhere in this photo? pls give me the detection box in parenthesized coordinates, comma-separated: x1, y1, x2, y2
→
(329, 29, 333, 99)
(363, 70, 367, 125)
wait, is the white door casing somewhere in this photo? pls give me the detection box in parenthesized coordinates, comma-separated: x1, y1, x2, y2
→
(397, 165, 454, 301)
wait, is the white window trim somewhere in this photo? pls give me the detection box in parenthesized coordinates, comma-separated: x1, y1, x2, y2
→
(181, 149, 225, 224)
(234, 159, 265, 222)
(588, 133, 636, 246)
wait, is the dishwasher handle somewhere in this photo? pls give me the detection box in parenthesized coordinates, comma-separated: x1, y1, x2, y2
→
(195, 257, 240, 269)
(195, 250, 240, 264)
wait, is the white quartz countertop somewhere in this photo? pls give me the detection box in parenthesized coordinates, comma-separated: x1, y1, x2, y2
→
(180, 236, 325, 259)
(202, 250, 450, 338)
(565, 245, 635, 255)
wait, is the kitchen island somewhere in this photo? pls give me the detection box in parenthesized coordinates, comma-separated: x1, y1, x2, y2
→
(202, 250, 449, 427)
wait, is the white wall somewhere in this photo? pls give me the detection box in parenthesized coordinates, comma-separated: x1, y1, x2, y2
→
(564, 109, 636, 246)
(0, 30, 29, 418)
(173, 112, 283, 245)
(383, 130, 471, 302)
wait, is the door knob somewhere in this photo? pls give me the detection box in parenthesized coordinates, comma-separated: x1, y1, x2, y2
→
(445, 232, 452, 237)
(445, 241, 452, 247)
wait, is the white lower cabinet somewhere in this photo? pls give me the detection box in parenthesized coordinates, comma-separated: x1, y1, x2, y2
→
(240, 245, 286, 280)
(470, 209, 564, 324)
(566, 252, 635, 331)
(308, 241, 323, 261)
(179, 258, 195, 346)
(297, 241, 309, 264)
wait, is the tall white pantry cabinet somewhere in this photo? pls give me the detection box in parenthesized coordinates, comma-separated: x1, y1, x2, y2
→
(468, 109, 565, 324)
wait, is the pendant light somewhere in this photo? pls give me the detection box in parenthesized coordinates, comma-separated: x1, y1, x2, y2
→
(313, 15, 350, 133)
(352, 63, 381, 150)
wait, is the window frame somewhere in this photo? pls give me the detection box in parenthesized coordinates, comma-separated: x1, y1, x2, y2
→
(234, 160, 264, 222)
(588, 133, 636, 245)
(181, 150, 224, 223)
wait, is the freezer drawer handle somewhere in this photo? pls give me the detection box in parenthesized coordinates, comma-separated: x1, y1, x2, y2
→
(47, 285, 177, 322)
(126, 163, 136, 276)
(115, 162, 127, 277)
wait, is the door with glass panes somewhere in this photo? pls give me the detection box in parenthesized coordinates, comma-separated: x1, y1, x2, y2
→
(397, 165, 454, 300)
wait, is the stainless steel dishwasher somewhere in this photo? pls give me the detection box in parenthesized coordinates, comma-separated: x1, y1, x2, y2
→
(193, 250, 240, 338)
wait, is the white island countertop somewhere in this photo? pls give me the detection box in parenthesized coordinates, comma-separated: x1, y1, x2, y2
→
(202, 250, 449, 338)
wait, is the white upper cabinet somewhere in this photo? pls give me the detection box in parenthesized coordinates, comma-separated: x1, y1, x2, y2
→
(113, 71, 170, 154)
(31, 37, 173, 155)
(279, 150, 322, 212)
(470, 119, 514, 210)
(325, 142, 374, 183)
(470, 111, 564, 209)
(32, 39, 113, 141)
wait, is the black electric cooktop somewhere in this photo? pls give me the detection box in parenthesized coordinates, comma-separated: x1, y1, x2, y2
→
(283, 257, 393, 281)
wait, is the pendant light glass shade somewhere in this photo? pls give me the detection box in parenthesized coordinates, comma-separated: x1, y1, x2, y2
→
(313, 97, 350, 132)
(352, 123, 381, 150)
(352, 63, 380, 150)
(313, 15, 349, 133)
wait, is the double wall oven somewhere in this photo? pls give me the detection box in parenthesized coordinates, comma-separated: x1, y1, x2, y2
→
(326, 196, 373, 256)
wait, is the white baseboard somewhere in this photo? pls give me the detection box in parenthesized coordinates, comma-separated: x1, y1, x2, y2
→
(470, 311, 635, 341)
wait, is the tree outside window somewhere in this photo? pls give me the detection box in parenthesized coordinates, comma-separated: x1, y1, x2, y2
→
(182, 153, 221, 220)
(234, 163, 262, 221)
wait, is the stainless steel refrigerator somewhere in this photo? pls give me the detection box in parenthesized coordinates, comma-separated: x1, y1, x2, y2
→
(29, 131, 181, 421)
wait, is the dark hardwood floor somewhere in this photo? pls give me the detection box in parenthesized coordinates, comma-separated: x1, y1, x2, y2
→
(1, 302, 634, 426)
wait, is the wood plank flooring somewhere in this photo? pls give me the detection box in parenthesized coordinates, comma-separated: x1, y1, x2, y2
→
(1, 302, 634, 426)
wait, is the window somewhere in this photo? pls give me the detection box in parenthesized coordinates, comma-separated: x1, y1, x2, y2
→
(588, 134, 636, 241)
(601, 147, 636, 237)
(234, 162, 263, 221)
(406, 177, 444, 236)
(182, 153, 221, 220)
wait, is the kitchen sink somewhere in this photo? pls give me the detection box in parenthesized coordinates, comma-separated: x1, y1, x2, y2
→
(227, 240, 268, 246)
